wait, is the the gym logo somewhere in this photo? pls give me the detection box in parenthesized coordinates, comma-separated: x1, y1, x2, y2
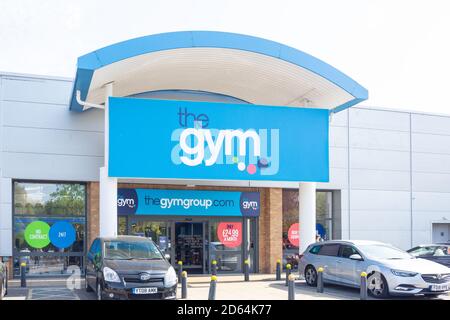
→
(239, 192, 260, 217)
(117, 188, 138, 214)
(171, 107, 279, 176)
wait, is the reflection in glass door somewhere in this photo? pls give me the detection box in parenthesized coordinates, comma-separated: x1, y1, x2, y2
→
(129, 220, 171, 255)
(175, 222, 203, 273)
(209, 221, 243, 273)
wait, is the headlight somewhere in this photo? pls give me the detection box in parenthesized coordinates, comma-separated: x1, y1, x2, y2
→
(164, 266, 177, 287)
(103, 267, 121, 283)
(391, 269, 418, 277)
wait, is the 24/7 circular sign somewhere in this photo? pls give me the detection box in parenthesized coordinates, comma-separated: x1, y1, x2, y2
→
(217, 222, 242, 248)
(24, 221, 51, 249)
(49, 221, 76, 249)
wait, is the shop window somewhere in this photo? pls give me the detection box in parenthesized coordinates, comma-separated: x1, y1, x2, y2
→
(316, 191, 333, 241)
(209, 221, 243, 273)
(13, 181, 86, 277)
(118, 216, 128, 235)
(281, 189, 336, 269)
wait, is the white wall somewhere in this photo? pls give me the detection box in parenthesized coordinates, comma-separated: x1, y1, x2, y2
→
(0, 73, 104, 256)
(411, 114, 450, 245)
(318, 107, 450, 249)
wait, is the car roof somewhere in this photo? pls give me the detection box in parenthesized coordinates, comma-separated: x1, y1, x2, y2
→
(98, 235, 152, 242)
(310, 240, 387, 246)
(413, 244, 449, 247)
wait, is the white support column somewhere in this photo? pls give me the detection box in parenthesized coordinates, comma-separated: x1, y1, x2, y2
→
(99, 82, 118, 237)
(299, 182, 316, 254)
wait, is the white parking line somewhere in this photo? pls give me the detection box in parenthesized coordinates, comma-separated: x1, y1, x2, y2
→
(3, 296, 27, 300)
(28, 287, 80, 300)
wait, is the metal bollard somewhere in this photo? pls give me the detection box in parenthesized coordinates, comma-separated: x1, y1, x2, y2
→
(317, 267, 324, 293)
(285, 263, 291, 286)
(211, 260, 217, 276)
(181, 271, 188, 299)
(244, 259, 250, 282)
(288, 274, 295, 300)
(276, 259, 281, 281)
(177, 260, 183, 280)
(20, 262, 27, 288)
(360, 272, 368, 300)
(208, 275, 217, 300)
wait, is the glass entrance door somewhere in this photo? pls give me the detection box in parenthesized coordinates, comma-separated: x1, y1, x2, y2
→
(129, 220, 171, 256)
(175, 222, 204, 273)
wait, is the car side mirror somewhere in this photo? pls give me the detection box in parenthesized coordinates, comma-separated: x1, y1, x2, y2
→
(164, 254, 171, 261)
(349, 254, 363, 261)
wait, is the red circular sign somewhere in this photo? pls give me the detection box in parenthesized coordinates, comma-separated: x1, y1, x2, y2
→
(288, 223, 300, 247)
(217, 222, 242, 248)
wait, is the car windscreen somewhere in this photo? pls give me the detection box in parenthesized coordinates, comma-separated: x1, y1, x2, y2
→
(104, 240, 163, 260)
(358, 244, 413, 260)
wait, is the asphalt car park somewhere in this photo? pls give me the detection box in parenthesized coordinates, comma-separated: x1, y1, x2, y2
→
(3, 275, 449, 301)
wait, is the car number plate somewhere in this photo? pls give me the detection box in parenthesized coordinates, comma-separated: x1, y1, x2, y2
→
(132, 287, 158, 294)
(430, 283, 450, 292)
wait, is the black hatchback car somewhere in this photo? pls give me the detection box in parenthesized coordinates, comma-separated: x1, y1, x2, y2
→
(85, 236, 177, 300)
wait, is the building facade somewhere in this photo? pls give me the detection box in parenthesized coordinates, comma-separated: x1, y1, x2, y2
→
(1, 31, 449, 278)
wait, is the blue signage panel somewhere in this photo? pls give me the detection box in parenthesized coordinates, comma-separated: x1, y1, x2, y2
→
(117, 188, 260, 217)
(109, 98, 329, 182)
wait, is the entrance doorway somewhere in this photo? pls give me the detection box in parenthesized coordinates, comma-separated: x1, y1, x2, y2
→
(122, 216, 258, 274)
(175, 222, 204, 273)
(432, 223, 450, 243)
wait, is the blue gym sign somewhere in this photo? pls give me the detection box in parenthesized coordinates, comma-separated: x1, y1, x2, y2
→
(109, 98, 329, 182)
(117, 188, 260, 217)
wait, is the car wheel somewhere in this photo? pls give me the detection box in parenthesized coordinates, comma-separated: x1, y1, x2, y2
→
(85, 277, 93, 292)
(367, 272, 389, 298)
(305, 265, 318, 286)
(96, 281, 103, 300)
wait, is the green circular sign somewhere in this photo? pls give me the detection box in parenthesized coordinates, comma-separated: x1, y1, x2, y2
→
(24, 221, 51, 249)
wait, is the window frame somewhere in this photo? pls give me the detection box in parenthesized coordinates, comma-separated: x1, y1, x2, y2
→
(12, 179, 88, 277)
(338, 245, 362, 259)
(317, 244, 340, 257)
(309, 245, 322, 255)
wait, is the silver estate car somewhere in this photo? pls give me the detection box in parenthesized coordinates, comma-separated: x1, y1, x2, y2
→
(298, 240, 450, 298)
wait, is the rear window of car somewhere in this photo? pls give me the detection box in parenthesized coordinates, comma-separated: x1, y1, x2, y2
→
(309, 245, 322, 254)
(318, 244, 340, 257)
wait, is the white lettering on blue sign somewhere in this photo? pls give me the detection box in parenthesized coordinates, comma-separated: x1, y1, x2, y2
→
(172, 120, 279, 176)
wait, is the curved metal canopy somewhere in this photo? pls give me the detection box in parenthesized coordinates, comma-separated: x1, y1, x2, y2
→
(69, 31, 367, 112)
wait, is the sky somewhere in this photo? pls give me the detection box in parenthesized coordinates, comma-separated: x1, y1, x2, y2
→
(0, 0, 449, 114)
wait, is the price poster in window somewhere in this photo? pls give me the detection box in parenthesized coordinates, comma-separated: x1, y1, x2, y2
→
(217, 222, 242, 248)
(288, 223, 300, 247)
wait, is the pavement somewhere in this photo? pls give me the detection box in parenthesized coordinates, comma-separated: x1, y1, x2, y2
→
(2, 273, 450, 300)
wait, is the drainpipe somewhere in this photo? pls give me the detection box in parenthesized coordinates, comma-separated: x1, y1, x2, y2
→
(76, 90, 104, 110)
